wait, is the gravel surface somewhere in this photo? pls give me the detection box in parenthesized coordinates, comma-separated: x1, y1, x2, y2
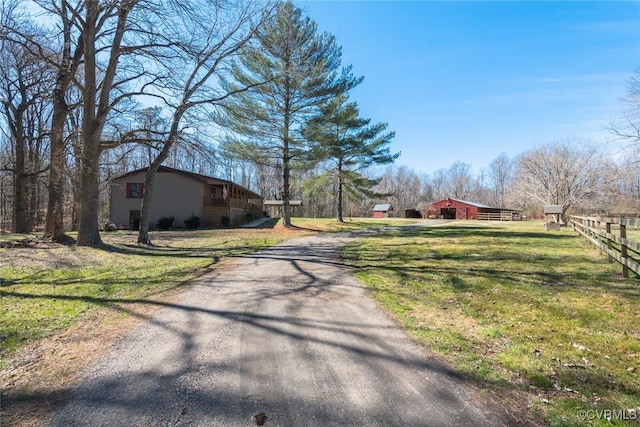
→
(48, 229, 518, 426)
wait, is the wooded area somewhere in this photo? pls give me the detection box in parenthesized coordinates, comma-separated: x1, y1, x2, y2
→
(1, 1, 639, 243)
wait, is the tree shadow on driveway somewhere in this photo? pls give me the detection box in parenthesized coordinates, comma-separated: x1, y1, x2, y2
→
(5, 232, 532, 426)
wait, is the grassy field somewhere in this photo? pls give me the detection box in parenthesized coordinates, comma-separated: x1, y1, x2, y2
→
(343, 220, 640, 426)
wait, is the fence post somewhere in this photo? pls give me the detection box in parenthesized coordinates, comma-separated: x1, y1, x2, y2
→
(606, 222, 613, 263)
(620, 221, 629, 278)
(597, 219, 603, 256)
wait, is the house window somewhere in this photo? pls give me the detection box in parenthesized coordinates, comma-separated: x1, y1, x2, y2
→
(126, 182, 144, 198)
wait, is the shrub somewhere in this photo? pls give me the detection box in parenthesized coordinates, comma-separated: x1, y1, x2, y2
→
(156, 216, 175, 230)
(102, 219, 117, 232)
(245, 212, 259, 222)
(184, 214, 201, 229)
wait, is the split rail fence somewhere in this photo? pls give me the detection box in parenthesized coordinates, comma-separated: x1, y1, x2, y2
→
(570, 215, 640, 278)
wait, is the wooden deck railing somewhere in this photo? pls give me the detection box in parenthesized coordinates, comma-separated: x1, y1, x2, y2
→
(203, 197, 262, 211)
(570, 215, 640, 278)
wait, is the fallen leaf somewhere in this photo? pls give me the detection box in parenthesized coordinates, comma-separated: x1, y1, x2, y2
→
(254, 412, 267, 426)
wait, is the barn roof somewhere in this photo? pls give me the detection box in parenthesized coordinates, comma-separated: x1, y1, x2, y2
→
(435, 198, 520, 212)
(448, 198, 492, 209)
(373, 204, 393, 212)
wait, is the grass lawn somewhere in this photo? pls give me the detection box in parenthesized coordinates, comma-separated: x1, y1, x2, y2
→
(343, 220, 640, 426)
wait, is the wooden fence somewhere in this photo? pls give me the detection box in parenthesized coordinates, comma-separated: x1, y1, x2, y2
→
(570, 215, 640, 278)
(477, 212, 519, 221)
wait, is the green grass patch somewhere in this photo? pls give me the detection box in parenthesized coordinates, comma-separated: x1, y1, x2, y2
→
(343, 220, 640, 426)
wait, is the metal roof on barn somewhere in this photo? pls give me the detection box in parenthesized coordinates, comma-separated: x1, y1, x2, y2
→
(447, 198, 492, 209)
(433, 198, 521, 212)
(373, 204, 393, 212)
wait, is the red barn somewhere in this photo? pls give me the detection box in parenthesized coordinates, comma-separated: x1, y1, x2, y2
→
(372, 204, 393, 218)
(423, 198, 520, 220)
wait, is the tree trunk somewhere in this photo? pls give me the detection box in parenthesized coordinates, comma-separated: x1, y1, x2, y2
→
(282, 159, 291, 226)
(27, 171, 38, 232)
(76, 1, 103, 247)
(336, 160, 344, 223)
(70, 132, 82, 231)
(13, 115, 28, 233)
(137, 109, 186, 245)
(44, 3, 80, 244)
(13, 169, 28, 233)
(137, 167, 156, 245)
(44, 105, 67, 242)
(76, 141, 103, 246)
(282, 110, 292, 226)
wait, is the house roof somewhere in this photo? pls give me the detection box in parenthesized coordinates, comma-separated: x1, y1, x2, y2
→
(373, 204, 393, 212)
(111, 166, 263, 199)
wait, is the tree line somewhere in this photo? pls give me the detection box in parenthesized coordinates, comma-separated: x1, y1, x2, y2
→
(1, 1, 638, 244)
(371, 138, 638, 223)
(0, 0, 398, 245)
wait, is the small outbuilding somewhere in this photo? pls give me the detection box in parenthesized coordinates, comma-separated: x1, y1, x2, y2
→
(372, 204, 394, 218)
(404, 208, 422, 219)
(423, 198, 521, 220)
(263, 200, 303, 218)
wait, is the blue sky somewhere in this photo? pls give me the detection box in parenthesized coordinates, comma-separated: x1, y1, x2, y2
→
(296, 1, 640, 175)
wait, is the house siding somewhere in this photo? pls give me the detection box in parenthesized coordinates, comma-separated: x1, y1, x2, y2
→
(110, 171, 203, 228)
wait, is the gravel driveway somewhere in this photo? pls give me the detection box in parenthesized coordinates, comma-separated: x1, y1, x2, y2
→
(48, 229, 517, 426)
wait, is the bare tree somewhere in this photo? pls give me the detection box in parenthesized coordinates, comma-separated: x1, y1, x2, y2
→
(74, 0, 140, 245)
(606, 152, 640, 213)
(375, 165, 423, 212)
(26, 1, 85, 242)
(429, 168, 449, 202)
(512, 139, 607, 222)
(134, 0, 272, 245)
(0, 8, 52, 233)
(446, 161, 475, 200)
(2, 1, 89, 242)
(609, 68, 640, 154)
(487, 152, 514, 208)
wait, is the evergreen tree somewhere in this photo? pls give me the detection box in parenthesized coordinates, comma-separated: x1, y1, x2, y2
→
(221, 1, 361, 226)
(304, 94, 398, 222)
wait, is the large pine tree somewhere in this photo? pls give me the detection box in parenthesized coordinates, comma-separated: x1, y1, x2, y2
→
(221, 1, 361, 226)
(304, 95, 398, 222)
